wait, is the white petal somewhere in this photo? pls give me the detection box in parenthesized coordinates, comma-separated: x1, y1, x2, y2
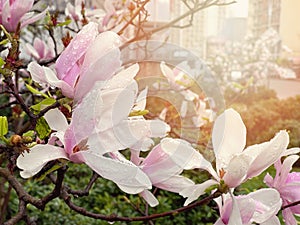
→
(260, 216, 281, 225)
(180, 179, 219, 206)
(140, 190, 159, 207)
(248, 188, 282, 223)
(154, 175, 194, 193)
(81, 151, 151, 194)
(223, 154, 252, 188)
(246, 130, 289, 179)
(227, 195, 243, 225)
(96, 87, 136, 132)
(17, 145, 68, 178)
(44, 109, 68, 132)
(281, 147, 300, 157)
(212, 109, 246, 172)
(141, 138, 218, 184)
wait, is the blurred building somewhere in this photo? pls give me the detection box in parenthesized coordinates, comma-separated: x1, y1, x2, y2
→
(168, 2, 226, 58)
(248, 0, 300, 58)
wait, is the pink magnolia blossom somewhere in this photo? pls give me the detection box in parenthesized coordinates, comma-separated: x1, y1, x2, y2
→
(65, 0, 84, 21)
(131, 138, 211, 207)
(28, 22, 122, 101)
(17, 71, 170, 194)
(25, 37, 55, 61)
(214, 189, 282, 225)
(180, 108, 290, 206)
(264, 151, 300, 225)
(0, 0, 47, 32)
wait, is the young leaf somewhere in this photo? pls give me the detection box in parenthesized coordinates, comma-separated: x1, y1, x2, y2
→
(25, 84, 49, 98)
(0, 116, 8, 136)
(0, 57, 5, 67)
(22, 130, 35, 138)
(31, 98, 56, 112)
(36, 117, 51, 140)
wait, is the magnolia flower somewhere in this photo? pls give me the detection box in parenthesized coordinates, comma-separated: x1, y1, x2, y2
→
(25, 37, 55, 61)
(65, 0, 84, 21)
(131, 138, 210, 207)
(180, 108, 290, 205)
(17, 67, 170, 193)
(0, 0, 47, 32)
(28, 22, 122, 101)
(264, 151, 300, 225)
(214, 189, 282, 225)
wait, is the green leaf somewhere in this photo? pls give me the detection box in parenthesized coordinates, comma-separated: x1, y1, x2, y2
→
(36, 117, 51, 140)
(0, 57, 5, 67)
(57, 19, 72, 27)
(25, 84, 49, 98)
(0, 116, 8, 136)
(22, 130, 35, 138)
(35, 163, 64, 182)
(0, 39, 9, 46)
(31, 98, 56, 112)
(204, 184, 219, 194)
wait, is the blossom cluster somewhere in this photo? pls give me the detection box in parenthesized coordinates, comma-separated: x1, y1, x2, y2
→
(1, 1, 300, 224)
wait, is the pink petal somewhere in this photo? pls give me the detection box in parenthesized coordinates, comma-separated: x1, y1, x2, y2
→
(282, 208, 297, 225)
(16, 144, 68, 178)
(5, 0, 33, 31)
(212, 109, 246, 172)
(248, 188, 282, 223)
(21, 6, 48, 30)
(141, 138, 214, 184)
(55, 22, 98, 81)
(74, 49, 122, 101)
(277, 155, 299, 187)
(79, 31, 122, 78)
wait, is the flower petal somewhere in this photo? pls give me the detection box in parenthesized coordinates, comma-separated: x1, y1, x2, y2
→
(55, 22, 98, 81)
(180, 179, 218, 206)
(140, 190, 159, 207)
(212, 109, 246, 172)
(81, 151, 151, 194)
(260, 215, 281, 225)
(246, 130, 289, 179)
(21, 7, 48, 30)
(276, 155, 299, 187)
(141, 138, 216, 184)
(16, 145, 68, 178)
(154, 175, 194, 193)
(44, 108, 68, 132)
(74, 50, 122, 101)
(223, 154, 252, 188)
(248, 188, 282, 223)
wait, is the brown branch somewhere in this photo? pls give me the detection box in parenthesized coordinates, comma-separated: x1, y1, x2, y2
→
(0, 168, 42, 208)
(3, 199, 27, 225)
(117, 0, 151, 35)
(61, 189, 221, 222)
(122, 0, 235, 45)
(282, 200, 300, 210)
(65, 172, 99, 197)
